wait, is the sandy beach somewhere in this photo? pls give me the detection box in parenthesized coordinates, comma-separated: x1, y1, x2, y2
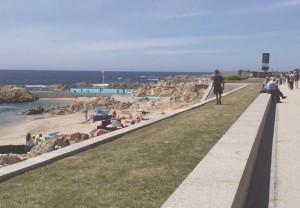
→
(0, 95, 161, 146)
(0, 99, 98, 145)
(0, 77, 212, 146)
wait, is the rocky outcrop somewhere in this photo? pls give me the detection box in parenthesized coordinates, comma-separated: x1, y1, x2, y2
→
(127, 80, 210, 114)
(0, 132, 90, 167)
(48, 102, 85, 115)
(69, 82, 93, 88)
(69, 132, 89, 143)
(0, 85, 39, 103)
(0, 154, 27, 167)
(108, 81, 141, 89)
(48, 84, 68, 91)
(165, 74, 211, 83)
(20, 106, 45, 115)
(134, 81, 207, 103)
(47, 97, 133, 116)
(48, 82, 94, 91)
(88, 97, 132, 111)
(27, 132, 89, 158)
(27, 137, 62, 158)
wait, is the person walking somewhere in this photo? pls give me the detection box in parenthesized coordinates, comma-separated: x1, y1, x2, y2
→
(289, 71, 295, 90)
(212, 69, 225, 105)
(294, 69, 299, 88)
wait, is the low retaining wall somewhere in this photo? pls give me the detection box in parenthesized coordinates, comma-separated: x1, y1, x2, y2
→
(162, 93, 272, 208)
(0, 145, 26, 154)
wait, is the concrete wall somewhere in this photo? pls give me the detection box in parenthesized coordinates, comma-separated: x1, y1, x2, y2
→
(162, 93, 272, 208)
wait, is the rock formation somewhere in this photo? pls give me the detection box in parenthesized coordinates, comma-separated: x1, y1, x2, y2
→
(0, 154, 27, 167)
(47, 96, 133, 115)
(0, 85, 39, 103)
(68, 132, 89, 143)
(27, 132, 89, 158)
(48, 82, 94, 91)
(133, 80, 208, 103)
(48, 102, 85, 115)
(165, 74, 211, 83)
(0, 132, 90, 168)
(20, 106, 45, 115)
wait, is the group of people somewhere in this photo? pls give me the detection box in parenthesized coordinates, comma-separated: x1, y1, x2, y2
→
(261, 69, 300, 102)
(25, 133, 47, 152)
(282, 70, 299, 90)
(211, 68, 292, 105)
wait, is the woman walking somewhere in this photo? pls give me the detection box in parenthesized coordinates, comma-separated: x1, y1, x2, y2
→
(212, 69, 225, 105)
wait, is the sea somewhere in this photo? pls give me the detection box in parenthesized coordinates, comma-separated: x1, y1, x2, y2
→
(0, 70, 209, 86)
(0, 70, 210, 127)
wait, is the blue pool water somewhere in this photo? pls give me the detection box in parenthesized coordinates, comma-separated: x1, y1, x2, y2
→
(69, 88, 135, 94)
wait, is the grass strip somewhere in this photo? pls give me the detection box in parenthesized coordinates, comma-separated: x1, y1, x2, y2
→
(0, 84, 261, 208)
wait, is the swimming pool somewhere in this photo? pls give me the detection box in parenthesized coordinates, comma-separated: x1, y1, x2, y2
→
(69, 88, 135, 94)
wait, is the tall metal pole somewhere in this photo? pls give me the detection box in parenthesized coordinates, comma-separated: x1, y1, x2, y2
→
(102, 70, 104, 84)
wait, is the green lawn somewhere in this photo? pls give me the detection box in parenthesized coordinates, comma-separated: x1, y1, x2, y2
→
(0, 84, 261, 208)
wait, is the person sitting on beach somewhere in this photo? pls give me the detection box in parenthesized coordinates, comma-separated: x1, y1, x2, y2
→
(112, 110, 117, 118)
(34, 134, 43, 145)
(135, 116, 141, 123)
(25, 133, 34, 152)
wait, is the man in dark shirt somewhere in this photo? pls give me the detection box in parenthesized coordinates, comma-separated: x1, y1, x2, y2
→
(212, 69, 225, 105)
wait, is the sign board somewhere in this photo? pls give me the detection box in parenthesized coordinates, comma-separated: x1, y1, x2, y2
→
(262, 53, 270, 64)
(262, 53, 270, 71)
(262, 66, 269, 71)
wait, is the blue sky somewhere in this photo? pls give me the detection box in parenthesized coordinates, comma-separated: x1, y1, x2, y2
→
(0, 0, 299, 72)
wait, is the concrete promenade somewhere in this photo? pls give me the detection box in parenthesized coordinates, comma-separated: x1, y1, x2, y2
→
(270, 82, 300, 208)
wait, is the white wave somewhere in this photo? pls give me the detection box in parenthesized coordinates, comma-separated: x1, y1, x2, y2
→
(92, 84, 110, 87)
(25, 85, 47, 88)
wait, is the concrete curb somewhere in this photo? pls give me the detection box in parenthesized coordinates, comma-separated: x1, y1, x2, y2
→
(201, 82, 213, 102)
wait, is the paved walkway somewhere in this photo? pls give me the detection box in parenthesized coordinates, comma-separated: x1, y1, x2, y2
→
(271, 82, 300, 207)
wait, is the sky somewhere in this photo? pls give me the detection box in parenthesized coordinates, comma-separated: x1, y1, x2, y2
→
(0, 0, 300, 72)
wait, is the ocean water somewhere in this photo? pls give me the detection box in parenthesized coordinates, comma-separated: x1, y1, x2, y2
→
(0, 70, 208, 86)
(0, 99, 71, 128)
(0, 70, 209, 127)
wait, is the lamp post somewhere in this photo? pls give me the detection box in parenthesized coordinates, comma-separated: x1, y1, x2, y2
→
(102, 70, 105, 84)
(100, 69, 105, 94)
